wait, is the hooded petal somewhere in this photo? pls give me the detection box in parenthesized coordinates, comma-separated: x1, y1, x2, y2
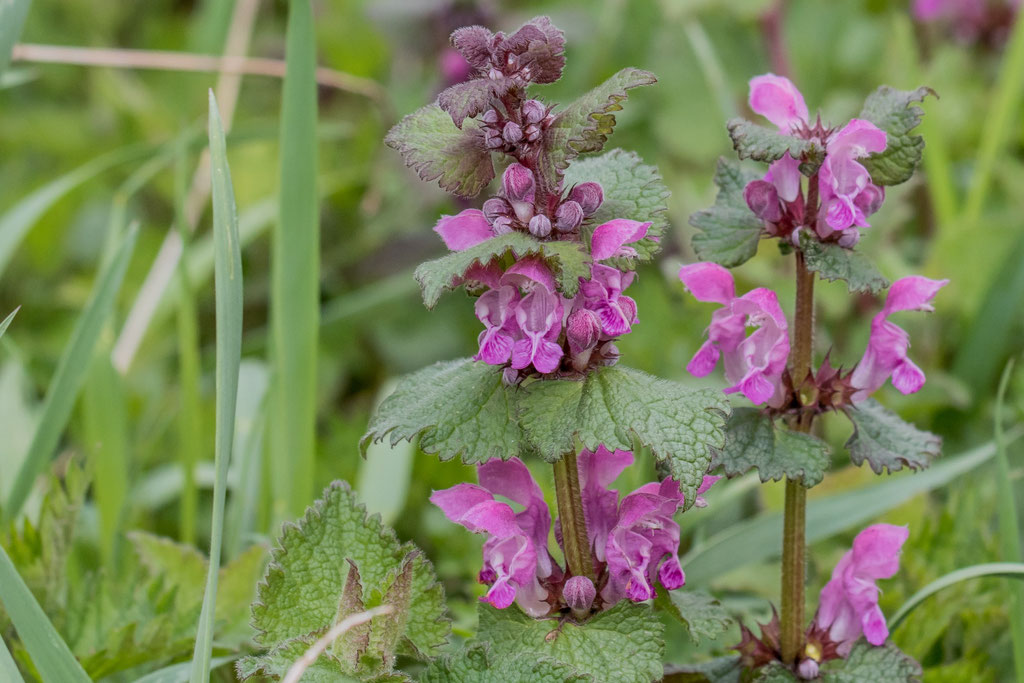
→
(478, 457, 554, 577)
(828, 119, 887, 159)
(765, 154, 803, 203)
(748, 74, 809, 133)
(434, 209, 494, 251)
(500, 256, 556, 292)
(679, 262, 736, 304)
(578, 446, 635, 561)
(590, 219, 651, 260)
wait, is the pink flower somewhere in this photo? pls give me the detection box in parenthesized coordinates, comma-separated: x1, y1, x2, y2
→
(678, 262, 790, 407)
(814, 524, 909, 656)
(749, 74, 809, 134)
(580, 264, 639, 337)
(590, 219, 652, 261)
(430, 458, 552, 616)
(510, 288, 564, 373)
(849, 276, 948, 400)
(433, 208, 495, 251)
(578, 446, 635, 562)
(474, 286, 519, 365)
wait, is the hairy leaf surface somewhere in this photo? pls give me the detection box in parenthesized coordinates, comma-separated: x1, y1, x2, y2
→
(799, 232, 889, 294)
(690, 158, 764, 267)
(859, 86, 934, 186)
(845, 399, 941, 474)
(711, 408, 830, 487)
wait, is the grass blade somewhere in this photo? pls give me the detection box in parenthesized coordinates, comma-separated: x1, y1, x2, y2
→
(136, 656, 236, 683)
(267, 0, 320, 521)
(0, 545, 89, 682)
(0, 0, 31, 74)
(1, 633, 25, 683)
(0, 307, 19, 340)
(681, 434, 1019, 586)
(2, 224, 138, 521)
(190, 91, 244, 683)
(994, 361, 1024, 681)
(890, 562, 1024, 630)
(224, 359, 269, 558)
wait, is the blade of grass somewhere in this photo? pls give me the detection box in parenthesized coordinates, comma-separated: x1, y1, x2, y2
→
(267, 0, 319, 521)
(0, 0, 31, 74)
(0, 545, 89, 682)
(224, 359, 269, 558)
(890, 562, 1024, 630)
(995, 360, 1024, 682)
(681, 432, 1021, 586)
(137, 656, 236, 683)
(190, 91, 244, 683)
(0, 307, 19, 340)
(0, 634, 24, 683)
(2, 223, 138, 522)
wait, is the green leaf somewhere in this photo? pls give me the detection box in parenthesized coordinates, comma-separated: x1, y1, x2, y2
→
(414, 232, 590, 308)
(657, 589, 732, 645)
(516, 365, 727, 506)
(0, 307, 18, 340)
(437, 79, 496, 127)
(798, 232, 889, 294)
(3, 222, 138, 521)
(477, 602, 664, 683)
(134, 657, 237, 683)
(385, 103, 495, 197)
(236, 638, 360, 683)
(690, 158, 764, 267)
(361, 358, 522, 464)
(0, 544, 90, 682)
(820, 641, 922, 682)
(755, 662, 798, 682)
(859, 86, 935, 186)
(421, 643, 589, 683)
(251, 481, 449, 659)
(563, 149, 670, 263)
(0, 0, 31, 75)
(726, 119, 816, 164)
(538, 68, 657, 187)
(663, 656, 744, 683)
(711, 408, 830, 487)
(845, 399, 941, 474)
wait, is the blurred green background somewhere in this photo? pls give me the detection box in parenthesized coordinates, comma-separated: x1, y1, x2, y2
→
(1, 0, 1024, 680)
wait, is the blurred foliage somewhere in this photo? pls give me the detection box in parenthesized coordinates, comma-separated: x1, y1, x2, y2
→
(1, 0, 1023, 679)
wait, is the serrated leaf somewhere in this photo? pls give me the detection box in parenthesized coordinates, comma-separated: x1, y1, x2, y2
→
(360, 358, 523, 464)
(538, 68, 657, 187)
(477, 602, 663, 683)
(844, 399, 941, 474)
(414, 232, 590, 307)
(332, 561, 369, 668)
(820, 641, 922, 682)
(690, 158, 765, 267)
(516, 365, 727, 508)
(437, 79, 498, 127)
(798, 232, 889, 294)
(563, 149, 670, 263)
(384, 103, 494, 197)
(251, 482, 449, 659)
(859, 86, 935, 186)
(663, 656, 744, 683)
(711, 408, 830, 487)
(754, 662, 798, 682)
(656, 589, 732, 645)
(726, 119, 815, 164)
(420, 643, 590, 683)
(237, 637, 361, 683)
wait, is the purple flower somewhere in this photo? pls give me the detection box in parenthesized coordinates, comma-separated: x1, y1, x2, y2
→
(747, 74, 888, 241)
(430, 457, 552, 616)
(849, 276, 948, 400)
(510, 288, 564, 373)
(474, 286, 519, 365)
(578, 446, 635, 562)
(814, 524, 909, 656)
(678, 262, 790, 407)
(580, 264, 639, 337)
(590, 219, 652, 261)
(433, 209, 495, 251)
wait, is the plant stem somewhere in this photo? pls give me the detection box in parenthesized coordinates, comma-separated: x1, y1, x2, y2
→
(781, 249, 815, 663)
(553, 450, 595, 582)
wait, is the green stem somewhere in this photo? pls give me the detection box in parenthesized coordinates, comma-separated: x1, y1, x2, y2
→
(781, 249, 815, 664)
(553, 451, 595, 582)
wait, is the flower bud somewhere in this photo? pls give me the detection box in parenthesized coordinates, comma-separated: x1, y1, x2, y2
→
(522, 99, 546, 124)
(744, 179, 782, 222)
(566, 308, 602, 355)
(482, 109, 500, 125)
(483, 198, 511, 222)
(555, 200, 584, 232)
(502, 163, 535, 203)
(524, 124, 542, 143)
(484, 131, 504, 149)
(528, 214, 552, 238)
(488, 67, 503, 80)
(598, 341, 620, 365)
(491, 216, 514, 236)
(569, 182, 604, 216)
(564, 576, 596, 618)
(797, 658, 819, 680)
(502, 121, 524, 144)
(837, 229, 860, 248)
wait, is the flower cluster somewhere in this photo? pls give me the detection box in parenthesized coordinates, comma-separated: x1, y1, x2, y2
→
(742, 74, 887, 248)
(680, 262, 948, 412)
(430, 448, 717, 617)
(738, 524, 908, 679)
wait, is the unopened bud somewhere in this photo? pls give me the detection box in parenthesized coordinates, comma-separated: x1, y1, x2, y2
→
(744, 180, 782, 222)
(528, 214, 552, 238)
(491, 216, 514, 236)
(566, 308, 602, 354)
(485, 131, 504, 149)
(598, 341, 620, 365)
(797, 658, 819, 680)
(482, 109, 500, 125)
(564, 576, 596, 618)
(502, 121, 524, 144)
(488, 67, 503, 80)
(854, 184, 885, 216)
(483, 198, 511, 222)
(837, 229, 860, 248)
(555, 200, 584, 232)
(524, 124, 542, 143)
(522, 99, 546, 124)
(569, 182, 604, 216)
(502, 163, 535, 203)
